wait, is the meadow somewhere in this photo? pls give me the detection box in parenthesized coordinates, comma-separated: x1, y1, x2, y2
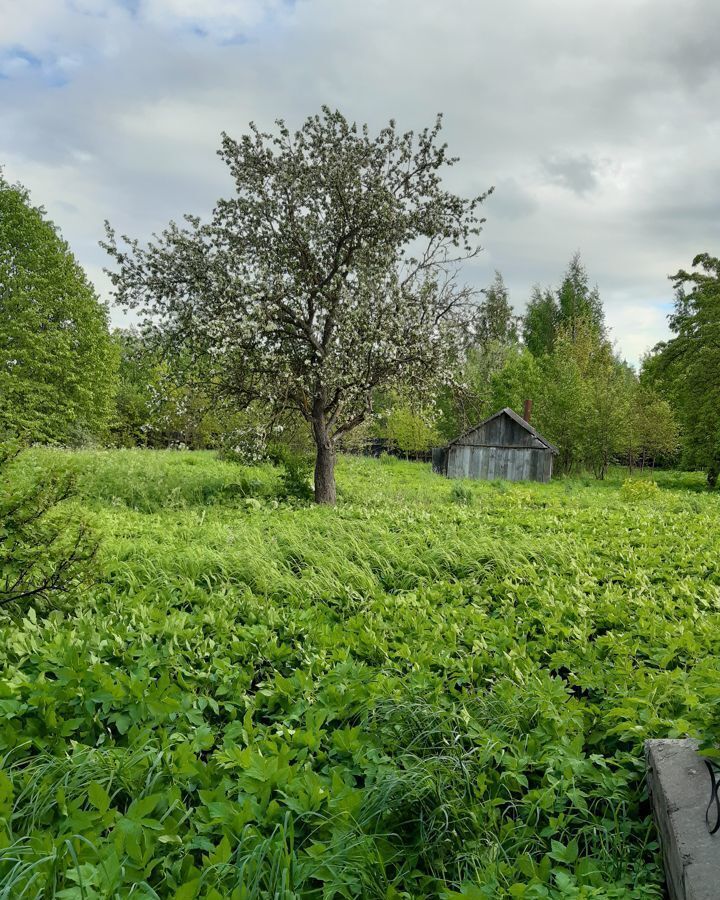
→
(1, 450, 719, 899)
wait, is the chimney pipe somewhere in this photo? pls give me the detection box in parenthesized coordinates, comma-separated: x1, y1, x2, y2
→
(523, 398, 533, 423)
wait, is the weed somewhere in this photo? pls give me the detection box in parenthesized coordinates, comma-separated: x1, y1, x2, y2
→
(449, 482, 474, 505)
(621, 478, 660, 502)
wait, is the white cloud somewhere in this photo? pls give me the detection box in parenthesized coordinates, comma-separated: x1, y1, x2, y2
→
(142, 0, 290, 37)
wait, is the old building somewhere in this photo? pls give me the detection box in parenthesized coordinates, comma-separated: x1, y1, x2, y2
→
(432, 406, 558, 483)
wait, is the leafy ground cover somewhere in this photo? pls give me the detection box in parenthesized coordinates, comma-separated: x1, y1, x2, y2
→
(1, 450, 719, 898)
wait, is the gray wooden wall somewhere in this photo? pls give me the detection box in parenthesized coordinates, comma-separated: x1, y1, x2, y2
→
(461, 414, 547, 449)
(446, 444, 553, 483)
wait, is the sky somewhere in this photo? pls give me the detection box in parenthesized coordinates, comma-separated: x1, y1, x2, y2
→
(2, 0, 719, 366)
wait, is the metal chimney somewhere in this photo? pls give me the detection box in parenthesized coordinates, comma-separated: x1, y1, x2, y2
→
(523, 398, 533, 423)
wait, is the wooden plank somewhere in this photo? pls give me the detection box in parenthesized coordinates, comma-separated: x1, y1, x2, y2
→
(479, 446, 490, 480)
(488, 447, 498, 481)
(496, 449, 506, 480)
(521, 450, 532, 481)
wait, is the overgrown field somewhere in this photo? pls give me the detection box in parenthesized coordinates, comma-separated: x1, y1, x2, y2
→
(1, 451, 719, 899)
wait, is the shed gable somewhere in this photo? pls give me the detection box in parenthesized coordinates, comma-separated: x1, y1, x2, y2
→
(447, 408, 557, 454)
(459, 411, 547, 450)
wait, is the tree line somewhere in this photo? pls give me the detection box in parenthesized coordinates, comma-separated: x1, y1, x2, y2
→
(1, 109, 718, 501)
(378, 256, 679, 480)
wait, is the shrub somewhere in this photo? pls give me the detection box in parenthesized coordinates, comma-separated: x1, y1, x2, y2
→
(268, 444, 314, 501)
(620, 478, 660, 502)
(0, 441, 97, 613)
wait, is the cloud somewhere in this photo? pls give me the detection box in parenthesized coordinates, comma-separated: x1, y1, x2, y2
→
(1, 0, 719, 364)
(541, 155, 601, 196)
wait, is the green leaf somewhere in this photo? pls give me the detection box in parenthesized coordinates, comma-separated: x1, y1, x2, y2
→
(88, 781, 111, 814)
(127, 793, 162, 820)
(174, 879, 201, 900)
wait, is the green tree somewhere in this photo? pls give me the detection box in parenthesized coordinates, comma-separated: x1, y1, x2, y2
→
(112, 328, 252, 450)
(645, 253, 720, 486)
(523, 285, 558, 356)
(534, 320, 630, 477)
(104, 109, 491, 503)
(523, 254, 605, 357)
(488, 346, 541, 416)
(0, 172, 117, 443)
(477, 271, 518, 347)
(111, 329, 157, 446)
(579, 336, 631, 479)
(533, 329, 587, 474)
(385, 401, 440, 458)
(556, 252, 605, 341)
(436, 342, 512, 440)
(626, 385, 679, 473)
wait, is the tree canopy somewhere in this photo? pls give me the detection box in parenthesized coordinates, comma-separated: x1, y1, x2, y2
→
(522, 253, 604, 357)
(644, 252, 720, 484)
(104, 108, 492, 502)
(0, 172, 117, 443)
(523, 285, 558, 356)
(477, 271, 518, 348)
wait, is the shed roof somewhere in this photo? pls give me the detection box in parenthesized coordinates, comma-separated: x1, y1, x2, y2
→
(445, 407, 559, 454)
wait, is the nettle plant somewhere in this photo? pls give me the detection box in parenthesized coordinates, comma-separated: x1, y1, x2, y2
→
(103, 108, 491, 503)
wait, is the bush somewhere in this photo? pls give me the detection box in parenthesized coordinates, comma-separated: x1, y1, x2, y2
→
(268, 444, 314, 501)
(620, 478, 660, 502)
(0, 441, 97, 613)
(449, 481, 473, 505)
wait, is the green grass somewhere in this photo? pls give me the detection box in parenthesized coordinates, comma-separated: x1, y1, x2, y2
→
(1, 451, 719, 898)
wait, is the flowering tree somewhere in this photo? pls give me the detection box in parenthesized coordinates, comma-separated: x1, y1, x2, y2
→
(104, 108, 491, 502)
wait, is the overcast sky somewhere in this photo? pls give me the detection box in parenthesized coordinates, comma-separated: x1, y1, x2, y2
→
(2, 0, 719, 365)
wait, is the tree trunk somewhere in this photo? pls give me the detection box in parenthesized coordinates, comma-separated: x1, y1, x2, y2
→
(708, 460, 719, 490)
(312, 419, 336, 505)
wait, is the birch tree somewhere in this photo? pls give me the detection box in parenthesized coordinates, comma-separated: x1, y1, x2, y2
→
(103, 108, 491, 503)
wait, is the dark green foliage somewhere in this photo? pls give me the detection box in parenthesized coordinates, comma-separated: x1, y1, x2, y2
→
(523, 285, 559, 356)
(110, 329, 158, 447)
(556, 252, 605, 340)
(268, 444, 314, 501)
(522, 254, 604, 358)
(477, 271, 518, 348)
(111, 328, 241, 450)
(644, 253, 720, 486)
(0, 173, 117, 443)
(0, 441, 96, 612)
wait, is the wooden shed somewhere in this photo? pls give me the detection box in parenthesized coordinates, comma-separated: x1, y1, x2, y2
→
(432, 407, 558, 483)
